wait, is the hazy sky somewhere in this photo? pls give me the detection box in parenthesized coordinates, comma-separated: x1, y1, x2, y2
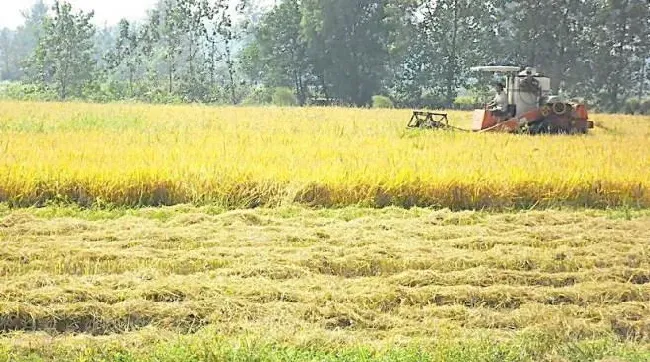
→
(0, 0, 159, 29)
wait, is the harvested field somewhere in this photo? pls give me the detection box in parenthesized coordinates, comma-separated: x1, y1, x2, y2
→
(0, 206, 649, 361)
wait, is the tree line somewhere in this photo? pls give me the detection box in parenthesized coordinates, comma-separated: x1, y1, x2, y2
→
(0, 0, 648, 113)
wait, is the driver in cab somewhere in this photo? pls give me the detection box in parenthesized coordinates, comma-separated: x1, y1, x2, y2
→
(488, 82, 508, 118)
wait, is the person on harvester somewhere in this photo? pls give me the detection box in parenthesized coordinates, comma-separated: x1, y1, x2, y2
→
(488, 82, 508, 118)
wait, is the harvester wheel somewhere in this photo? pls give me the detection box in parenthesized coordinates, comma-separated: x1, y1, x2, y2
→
(552, 102, 567, 115)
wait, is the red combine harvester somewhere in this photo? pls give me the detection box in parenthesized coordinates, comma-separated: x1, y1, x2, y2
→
(407, 66, 594, 134)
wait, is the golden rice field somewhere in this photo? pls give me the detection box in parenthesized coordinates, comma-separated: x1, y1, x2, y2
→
(0, 101, 649, 210)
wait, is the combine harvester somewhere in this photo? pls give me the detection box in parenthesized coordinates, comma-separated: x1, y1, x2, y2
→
(407, 66, 594, 135)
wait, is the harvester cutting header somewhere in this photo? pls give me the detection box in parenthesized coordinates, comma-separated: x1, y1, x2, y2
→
(408, 66, 594, 134)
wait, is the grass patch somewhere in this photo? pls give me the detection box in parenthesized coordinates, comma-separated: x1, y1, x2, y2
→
(1, 331, 649, 362)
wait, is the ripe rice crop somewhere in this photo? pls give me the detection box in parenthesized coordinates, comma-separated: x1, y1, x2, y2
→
(0, 100, 649, 210)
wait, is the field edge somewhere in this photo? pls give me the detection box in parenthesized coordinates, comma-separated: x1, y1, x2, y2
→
(2, 330, 650, 362)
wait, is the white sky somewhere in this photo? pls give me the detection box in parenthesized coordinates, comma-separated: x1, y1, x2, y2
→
(0, 0, 160, 29)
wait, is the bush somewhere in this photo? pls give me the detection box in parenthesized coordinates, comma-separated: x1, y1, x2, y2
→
(139, 88, 184, 104)
(271, 87, 297, 106)
(640, 98, 650, 115)
(421, 92, 446, 110)
(242, 86, 273, 105)
(371, 95, 394, 109)
(0, 82, 57, 101)
(453, 95, 478, 110)
(623, 98, 640, 115)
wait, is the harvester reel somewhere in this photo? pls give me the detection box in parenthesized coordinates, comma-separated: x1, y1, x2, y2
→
(408, 111, 452, 130)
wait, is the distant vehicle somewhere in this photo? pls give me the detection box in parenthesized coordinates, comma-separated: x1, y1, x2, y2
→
(408, 65, 594, 135)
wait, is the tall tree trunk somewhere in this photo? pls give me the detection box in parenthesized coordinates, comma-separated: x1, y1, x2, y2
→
(639, 60, 646, 100)
(290, 48, 305, 106)
(60, 63, 68, 100)
(60, 80, 66, 100)
(298, 74, 305, 106)
(210, 41, 216, 87)
(319, 71, 329, 100)
(551, 50, 564, 94)
(293, 70, 301, 105)
(168, 56, 174, 94)
(551, 6, 571, 94)
(129, 67, 134, 97)
(189, 32, 193, 82)
(225, 40, 236, 105)
(611, 0, 629, 111)
(526, 3, 539, 67)
(2, 52, 9, 78)
(446, 0, 458, 107)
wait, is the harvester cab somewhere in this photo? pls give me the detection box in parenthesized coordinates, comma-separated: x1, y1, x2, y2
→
(407, 65, 594, 135)
(469, 65, 593, 134)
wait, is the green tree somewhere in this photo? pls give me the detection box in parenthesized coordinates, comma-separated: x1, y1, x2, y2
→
(254, 0, 309, 104)
(385, 25, 428, 107)
(416, 0, 498, 107)
(205, 0, 246, 104)
(177, 0, 210, 100)
(0, 29, 14, 80)
(105, 19, 141, 96)
(382, 0, 423, 107)
(0, 1, 48, 81)
(25, 0, 96, 100)
(301, 0, 391, 106)
(499, 0, 649, 110)
(238, 42, 265, 86)
(160, 0, 187, 94)
(499, 0, 598, 96)
(590, 0, 649, 111)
